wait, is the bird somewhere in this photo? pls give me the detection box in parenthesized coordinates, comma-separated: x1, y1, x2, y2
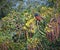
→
(34, 13, 45, 26)
(34, 13, 43, 21)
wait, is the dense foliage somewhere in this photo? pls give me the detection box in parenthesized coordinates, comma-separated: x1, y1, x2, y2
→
(0, 0, 60, 50)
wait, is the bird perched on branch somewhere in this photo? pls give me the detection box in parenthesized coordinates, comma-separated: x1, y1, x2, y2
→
(34, 13, 43, 21)
(34, 13, 46, 29)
